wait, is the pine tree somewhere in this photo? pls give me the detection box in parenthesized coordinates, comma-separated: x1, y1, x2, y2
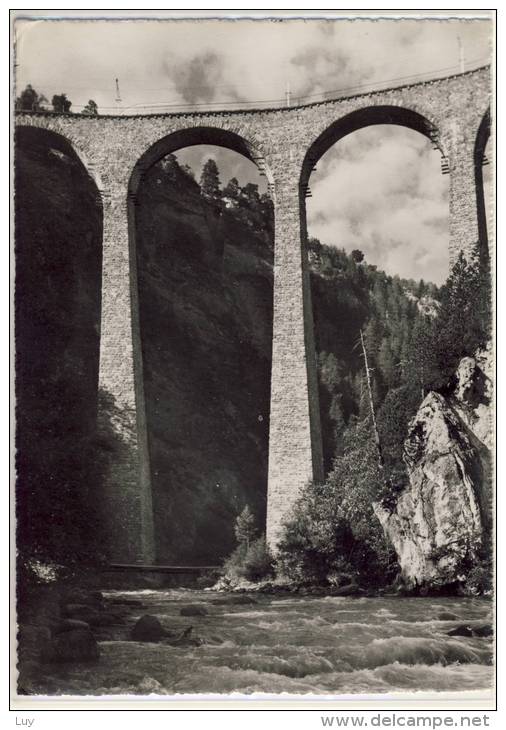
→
(407, 314, 437, 397)
(378, 337, 397, 389)
(234, 505, 257, 548)
(363, 316, 384, 361)
(223, 177, 240, 203)
(200, 158, 221, 200)
(416, 279, 427, 298)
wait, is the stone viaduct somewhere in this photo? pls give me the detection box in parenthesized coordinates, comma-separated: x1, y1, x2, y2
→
(15, 66, 492, 563)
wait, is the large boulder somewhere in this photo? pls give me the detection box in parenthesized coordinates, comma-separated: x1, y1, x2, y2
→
(374, 392, 484, 589)
(41, 628, 99, 663)
(130, 614, 167, 642)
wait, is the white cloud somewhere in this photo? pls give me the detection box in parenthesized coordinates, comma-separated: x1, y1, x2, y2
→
(306, 125, 449, 284)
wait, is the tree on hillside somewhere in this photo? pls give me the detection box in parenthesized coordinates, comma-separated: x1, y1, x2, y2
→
(159, 153, 179, 179)
(405, 314, 438, 398)
(416, 279, 428, 298)
(351, 249, 364, 263)
(180, 164, 196, 180)
(430, 245, 491, 390)
(82, 99, 98, 115)
(52, 93, 72, 113)
(377, 383, 422, 501)
(223, 177, 240, 203)
(259, 192, 273, 223)
(15, 84, 48, 112)
(363, 316, 384, 362)
(241, 182, 261, 209)
(159, 154, 196, 183)
(378, 337, 397, 389)
(200, 158, 221, 200)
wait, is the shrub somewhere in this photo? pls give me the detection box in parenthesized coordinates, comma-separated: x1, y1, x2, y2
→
(276, 417, 399, 586)
(465, 557, 493, 595)
(223, 534, 274, 582)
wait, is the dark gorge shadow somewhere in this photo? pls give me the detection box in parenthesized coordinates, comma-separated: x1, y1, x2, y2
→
(134, 151, 274, 564)
(15, 126, 103, 571)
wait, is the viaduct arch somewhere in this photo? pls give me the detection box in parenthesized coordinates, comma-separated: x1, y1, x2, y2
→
(14, 66, 492, 561)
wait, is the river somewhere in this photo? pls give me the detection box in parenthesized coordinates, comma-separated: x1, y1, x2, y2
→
(28, 588, 494, 696)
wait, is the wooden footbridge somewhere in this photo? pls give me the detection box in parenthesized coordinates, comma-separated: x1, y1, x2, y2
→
(108, 564, 221, 574)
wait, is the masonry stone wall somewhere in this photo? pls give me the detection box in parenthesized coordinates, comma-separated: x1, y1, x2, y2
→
(15, 66, 492, 561)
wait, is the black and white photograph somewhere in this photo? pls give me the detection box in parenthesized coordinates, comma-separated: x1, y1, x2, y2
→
(11, 9, 496, 708)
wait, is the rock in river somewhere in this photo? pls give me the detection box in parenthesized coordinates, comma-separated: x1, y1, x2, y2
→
(473, 624, 493, 637)
(41, 628, 99, 663)
(446, 624, 493, 638)
(447, 625, 474, 637)
(329, 582, 360, 597)
(180, 605, 208, 617)
(51, 618, 90, 635)
(212, 595, 257, 606)
(131, 614, 167, 642)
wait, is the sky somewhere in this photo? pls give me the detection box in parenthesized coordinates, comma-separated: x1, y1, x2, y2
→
(14, 13, 493, 284)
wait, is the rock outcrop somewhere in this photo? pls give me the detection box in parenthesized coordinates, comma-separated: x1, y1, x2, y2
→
(450, 345, 493, 451)
(374, 352, 492, 589)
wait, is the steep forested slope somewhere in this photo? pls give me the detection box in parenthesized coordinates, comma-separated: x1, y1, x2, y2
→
(135, 157, 274, 563)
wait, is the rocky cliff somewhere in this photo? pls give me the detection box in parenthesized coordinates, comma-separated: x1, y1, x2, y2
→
(374, 350, 492, 589)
